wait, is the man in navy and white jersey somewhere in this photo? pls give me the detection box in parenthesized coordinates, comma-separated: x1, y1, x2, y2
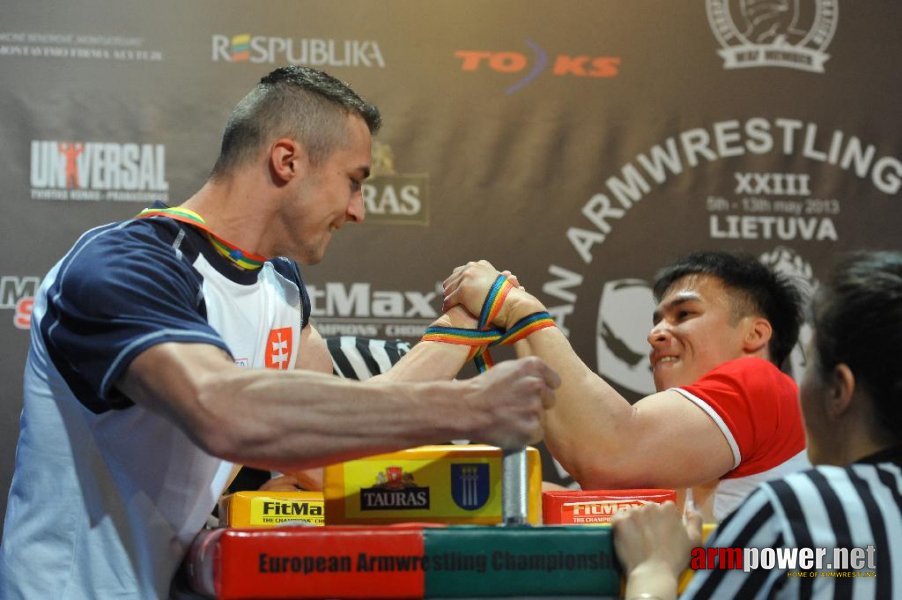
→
(0, 66, 560, 599)
(614, 251, 902, 599)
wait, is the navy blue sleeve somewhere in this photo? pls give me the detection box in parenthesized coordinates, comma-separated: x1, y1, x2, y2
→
(272, 256, 311, 329)
(41, 221, 232, 412)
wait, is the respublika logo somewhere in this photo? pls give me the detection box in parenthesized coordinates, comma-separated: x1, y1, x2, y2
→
(30, 140, 169, 202)
(706, 0, 838, 72)
(363, 141, 429, 225)
(212, 34, 385, 67)
(455, 39, 621, 94)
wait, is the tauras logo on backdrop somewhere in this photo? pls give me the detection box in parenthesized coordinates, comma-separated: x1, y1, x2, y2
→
(455, 39, 620, 94)
(0, 276, 39, 330)
(540, 117, 897, 382)
(362, 142, 429, 225)
(707, 0, 838, 72)
(30, 141, 169, 202)
(211, 34, 384, 67)
(308, 281, 440, 340)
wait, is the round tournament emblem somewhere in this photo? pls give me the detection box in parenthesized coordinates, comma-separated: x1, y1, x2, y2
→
(706, 0, 839, 72)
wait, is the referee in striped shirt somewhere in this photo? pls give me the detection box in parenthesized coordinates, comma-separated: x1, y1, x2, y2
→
(613, 250, 902, 599)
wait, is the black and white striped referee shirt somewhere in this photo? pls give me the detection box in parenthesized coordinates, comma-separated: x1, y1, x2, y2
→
(683, 446, 901, 599)
(326, 335, 412, 380)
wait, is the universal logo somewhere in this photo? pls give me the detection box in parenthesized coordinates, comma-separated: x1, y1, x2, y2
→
(363, 141, 429, 225)
(30, 140, 169, 203)
(359, 466, 430, 510)
(706, 0, 838, 72)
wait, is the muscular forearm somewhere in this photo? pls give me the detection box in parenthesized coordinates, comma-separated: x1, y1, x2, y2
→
(502, 293, 643, 487)
(511, 319, 733, 488)
(122, 343, 477, 471)
(370, 340, 471, 383)
(123, 342, 555, 473)
(512, 328, 642, 486)
(192, 368, 480, 471)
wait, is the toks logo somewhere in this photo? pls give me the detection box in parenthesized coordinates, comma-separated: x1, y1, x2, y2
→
(30, 140, 169, 202)
(212, 34, 385, 67)
(264, 327, 293, 369)
(455, 39, 620, 94)
(707, 0, 838, 72)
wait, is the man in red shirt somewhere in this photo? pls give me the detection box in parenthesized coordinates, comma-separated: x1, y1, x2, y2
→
(443, 251, 809, 521)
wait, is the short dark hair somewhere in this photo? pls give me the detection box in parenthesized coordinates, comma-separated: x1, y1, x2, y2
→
(211, 65, 381, 177)
(812, 251, 902, 439)
(653, 250, 803, 368)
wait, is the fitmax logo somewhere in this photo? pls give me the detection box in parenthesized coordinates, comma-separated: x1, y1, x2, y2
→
(456, 39, 620, 94)
(308, 283, 438, 319)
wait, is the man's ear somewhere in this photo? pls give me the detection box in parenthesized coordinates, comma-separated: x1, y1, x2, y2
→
(269, 138, 307, 184)
(742, 317, 773, 354)
(827, 363, 856, 419)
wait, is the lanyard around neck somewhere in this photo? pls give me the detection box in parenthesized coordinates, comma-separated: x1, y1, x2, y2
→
(136, 206, 267, 270)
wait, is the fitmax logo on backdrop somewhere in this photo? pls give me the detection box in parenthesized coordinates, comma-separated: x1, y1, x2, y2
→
(30, 140, 169, 203)
(455, 40, 621, 94)
(307, 281, 441, 340)
(707, 0, 838, 72)
(212, 34, 385, 67)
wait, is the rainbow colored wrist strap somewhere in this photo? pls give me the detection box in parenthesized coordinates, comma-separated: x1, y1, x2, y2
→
(422, 274, 555, 372)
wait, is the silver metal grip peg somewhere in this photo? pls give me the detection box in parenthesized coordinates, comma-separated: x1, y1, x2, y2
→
(501, 447, 528, 525)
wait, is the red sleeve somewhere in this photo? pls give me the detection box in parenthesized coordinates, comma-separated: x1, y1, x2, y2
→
(673, 357, 806, 479)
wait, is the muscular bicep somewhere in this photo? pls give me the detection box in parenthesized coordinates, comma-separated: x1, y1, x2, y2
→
(115, 341, 239, 444)
(626, 390, 735, 487)
(295, 322, 334, 374)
